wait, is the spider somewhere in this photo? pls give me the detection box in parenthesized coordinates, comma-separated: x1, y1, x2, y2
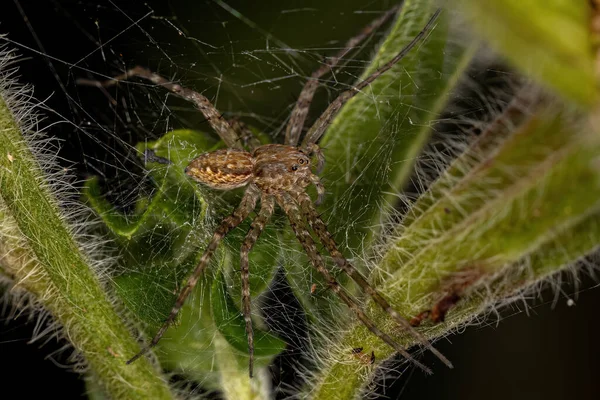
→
(79, 5, 451, 377)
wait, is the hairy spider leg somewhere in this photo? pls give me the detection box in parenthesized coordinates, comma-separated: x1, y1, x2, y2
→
(229, 117, 262, 150)
(275, 193, 432, 374)
(284, 3, 402, 146)
(77, 66, 242, 150)
(292, 191, 453, 368)
(300, 8, 441, 150)
(126, 186, 259, 365)
(240, 195, 276, 377)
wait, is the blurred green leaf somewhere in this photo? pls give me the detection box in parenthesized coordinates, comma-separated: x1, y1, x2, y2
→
(455, 0, 598, 105)
(310, 102, 600, 400)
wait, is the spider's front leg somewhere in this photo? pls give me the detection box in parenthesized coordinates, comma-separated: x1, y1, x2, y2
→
(304, 143, 326, 176)
(77, 66, 242, 149)
(284, 4, 402, 146)
(300, 9, 441, 148)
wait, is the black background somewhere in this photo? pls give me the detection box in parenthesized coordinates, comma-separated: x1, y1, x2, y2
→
(1, 1, 599, 399)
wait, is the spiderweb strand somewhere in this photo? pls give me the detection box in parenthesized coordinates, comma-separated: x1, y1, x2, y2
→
(275, 192, 432, 374)
(125, 186, 259, 364)
(292, 191, 453, 368)
(240, 195, 275, 377)
(284, 3, 403, 146)
(77, 66, 242, 149)
(301, 8, 442, 149)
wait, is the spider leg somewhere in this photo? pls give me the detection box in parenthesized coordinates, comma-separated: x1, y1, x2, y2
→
(300, 8, 442, 150)
(240, 195, 275, 377)
(275, 192, 432, 374)
(228, 117, 262, 151)
(291, 191, 453, 369)
(284, 4, 402, 147)
(77, 66, 242, 149)
(126, 185, 260, 364)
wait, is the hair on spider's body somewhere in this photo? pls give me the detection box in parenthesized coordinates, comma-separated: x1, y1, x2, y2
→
(80, 6, 450, 378)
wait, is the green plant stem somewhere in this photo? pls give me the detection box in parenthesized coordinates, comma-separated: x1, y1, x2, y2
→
(307, 107, 600, 399)
(0, 94, 173, 399)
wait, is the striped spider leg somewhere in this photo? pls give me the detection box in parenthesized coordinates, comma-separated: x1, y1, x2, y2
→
(79, 5, 449, 377)
(285, 7, 452, 367)
(284, 2, 402, 146)
(77, 66, 242, 150)
(275, 191, 431, 373)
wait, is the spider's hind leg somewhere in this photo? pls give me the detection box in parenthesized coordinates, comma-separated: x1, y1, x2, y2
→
(126, 185, 259, 365)
(240, 195, 275, 377)
(292, 191, 453, 369)
(275, 192, 431, 374)
(228, 117, 262, 151)
(77, 66, 242, 149)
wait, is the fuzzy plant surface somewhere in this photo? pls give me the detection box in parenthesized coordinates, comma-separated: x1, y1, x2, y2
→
(0, 51, 173, 399)
(1, 1, 600, 400)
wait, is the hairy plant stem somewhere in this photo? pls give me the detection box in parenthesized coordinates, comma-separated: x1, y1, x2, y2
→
(0, 90, 173, 398)
(308, 106, 600, 399)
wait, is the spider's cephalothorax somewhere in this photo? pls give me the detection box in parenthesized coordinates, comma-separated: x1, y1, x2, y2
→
(252, 145, 313, 193)
(81, 5, 450, 378)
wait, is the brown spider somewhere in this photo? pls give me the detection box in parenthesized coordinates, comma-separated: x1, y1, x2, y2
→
(79, 5, 451, 377)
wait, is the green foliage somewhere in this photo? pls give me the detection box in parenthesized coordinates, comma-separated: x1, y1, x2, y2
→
(284, 0, 476, 324)
(2, 1, 600, 399)
(308, 1, 600, 398)
(319, 0, 473, 249)
(83, 129, 285, 386)
(456, 0, 597, 105)
(0, 85, 173, 398)
(310, 104, 600, 400)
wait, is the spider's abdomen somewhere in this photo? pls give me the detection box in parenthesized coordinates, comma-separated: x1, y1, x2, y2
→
(185, 148, 254, 189)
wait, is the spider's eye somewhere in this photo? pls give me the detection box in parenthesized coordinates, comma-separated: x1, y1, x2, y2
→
(298, 158, 305, 164)
(291, 165, 298, 171)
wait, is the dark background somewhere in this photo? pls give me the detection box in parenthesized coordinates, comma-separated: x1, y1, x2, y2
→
(1, 1, 599, 399)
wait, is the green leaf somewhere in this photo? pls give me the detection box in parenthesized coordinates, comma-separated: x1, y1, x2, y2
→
(454, 0, 598, 105)
(318, 2, 475, 249)
(113, 258, 195, 327)
(83, 129, 215, 341)
(85, 127, 284, 386)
